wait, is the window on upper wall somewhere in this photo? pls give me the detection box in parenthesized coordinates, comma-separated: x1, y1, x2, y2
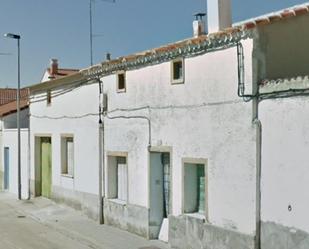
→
(171, 58, 184, 84)
(107, 155, 128, 202)
(47, 90, 51, 105)
(183, 162, 207, 216)
(117, 72, 126, 93)
(61, 136, 74, 177)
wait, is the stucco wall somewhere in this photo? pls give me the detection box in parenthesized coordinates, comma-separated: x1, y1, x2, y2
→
(258, 14, 309, 80)
(30, 83, 100, 200)
(259, 96, 309, 248)
(102, 39, 256, 236)
(2, 129, 29, 198)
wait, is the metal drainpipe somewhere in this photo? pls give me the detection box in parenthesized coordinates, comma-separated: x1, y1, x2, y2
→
(253, 102, 262, 249)
(27, 110, 31, 200)
(237, 41, 262, 249)
(99, 119, 104, 224)
(98, 78, 104, 224)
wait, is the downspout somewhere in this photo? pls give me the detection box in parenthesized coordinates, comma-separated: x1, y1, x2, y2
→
(27, 109, 31, 199)
(253, 114, 262, 249)
(98, 78, 104, 224)
(237, 42, 261, 249)
(27, 88, 31, 200)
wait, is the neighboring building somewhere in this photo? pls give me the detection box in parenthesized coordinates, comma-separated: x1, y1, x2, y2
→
(41, 59, 79, 82)
(0, 89, 29, 196)
(11, 1, 309, 249)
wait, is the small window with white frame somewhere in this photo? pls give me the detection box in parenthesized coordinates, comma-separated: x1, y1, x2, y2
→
(117, 72, 126, 93)
(107, 154, 128, 203)
(183, 159, 207, 218)
(171, 58, 184, 84)
(61, 136, 74, 177)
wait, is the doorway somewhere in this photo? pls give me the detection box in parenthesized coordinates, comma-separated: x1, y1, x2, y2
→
(4, 147, 9, 190)
(35, 137, 52, 198)
(149, 152, 170, 239)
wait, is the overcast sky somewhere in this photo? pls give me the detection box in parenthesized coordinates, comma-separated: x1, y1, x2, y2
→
(0, 0, 307, 87)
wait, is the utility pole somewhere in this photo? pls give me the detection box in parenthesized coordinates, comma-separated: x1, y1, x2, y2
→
(89, 0, 115, 66)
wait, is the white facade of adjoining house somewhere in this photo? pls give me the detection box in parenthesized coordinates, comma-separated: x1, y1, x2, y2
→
(29, 81, 101, 219)
(99, 38, 257, 244)
(0, 109, 30, 198)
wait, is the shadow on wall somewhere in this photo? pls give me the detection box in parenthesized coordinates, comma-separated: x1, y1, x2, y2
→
(258, 14, 309, 80)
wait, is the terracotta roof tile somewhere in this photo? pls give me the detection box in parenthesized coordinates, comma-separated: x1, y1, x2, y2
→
(0, 98, 28, 117)
(0, 88, 29, 106)
(47, 68, 79, 80)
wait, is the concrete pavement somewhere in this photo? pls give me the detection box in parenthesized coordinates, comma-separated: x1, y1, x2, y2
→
(0, 192, 170, 249)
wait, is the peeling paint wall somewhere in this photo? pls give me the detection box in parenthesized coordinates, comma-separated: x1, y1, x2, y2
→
(104, 199, 149, 238)
(169, 215, 254, 249)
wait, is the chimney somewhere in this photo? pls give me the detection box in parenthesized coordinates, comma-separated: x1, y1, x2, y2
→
(106, 52, 111, 61)
(50, 58, 58, 75)
(207, 0, 232, 34)
(193, 13, 206, 38)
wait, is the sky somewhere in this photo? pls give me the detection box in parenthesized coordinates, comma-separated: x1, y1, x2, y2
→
(0, 0, 307, 87)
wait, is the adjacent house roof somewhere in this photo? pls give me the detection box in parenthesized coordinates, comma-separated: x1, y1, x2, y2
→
(0, 88, 29, 106)
(0, 88, 29, 117)
(45, 68, 79, 80)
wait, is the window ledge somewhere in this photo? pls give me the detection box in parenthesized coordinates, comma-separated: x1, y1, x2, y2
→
(184, 212, 206, 222)
(61, 174, 74, 179)
(171, 78, 184, 85)
(107, 198, 127, 206)
(117, 89, 126, 93)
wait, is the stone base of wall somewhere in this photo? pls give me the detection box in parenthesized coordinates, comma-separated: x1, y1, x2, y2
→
(52, 186, 99, 221)
(169, 215, 254, 249)
(262, 221, 309, 249)
(104, 199, 149, 238)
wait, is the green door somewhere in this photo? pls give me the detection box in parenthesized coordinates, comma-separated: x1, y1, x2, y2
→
(41, 137, 52, 198)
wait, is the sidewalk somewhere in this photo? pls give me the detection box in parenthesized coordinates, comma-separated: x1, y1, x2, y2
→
(0, 192, 170, 249)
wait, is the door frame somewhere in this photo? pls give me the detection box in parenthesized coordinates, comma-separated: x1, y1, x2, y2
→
(34, 135, 52, 197)
(148, 146, 173, 239)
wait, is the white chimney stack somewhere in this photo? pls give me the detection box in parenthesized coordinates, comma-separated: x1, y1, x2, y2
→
(207, 0, 232, 34)
(193, 13, 206, 38)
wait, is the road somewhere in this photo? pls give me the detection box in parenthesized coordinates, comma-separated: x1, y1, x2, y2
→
(0, 192, 169, 249)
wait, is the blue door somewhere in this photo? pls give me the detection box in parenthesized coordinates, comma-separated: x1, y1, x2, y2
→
(4, 147, 9, 190)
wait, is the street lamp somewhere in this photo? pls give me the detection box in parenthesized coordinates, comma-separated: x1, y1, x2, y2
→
(4, 33, 21, 200)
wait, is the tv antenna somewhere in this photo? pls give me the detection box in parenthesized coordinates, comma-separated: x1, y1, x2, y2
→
(89, 0, 115, 66)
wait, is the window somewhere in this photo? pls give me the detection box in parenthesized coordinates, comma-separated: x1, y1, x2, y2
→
(183, 162, 206, 215)
(117, 72, 126, 92)
(107, 155, 128, 202)
(47, 90, 52, 105)
(61, 136, 74, 177)
(171, 58, 184, 84)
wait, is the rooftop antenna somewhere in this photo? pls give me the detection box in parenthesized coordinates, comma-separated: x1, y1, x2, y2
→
(0, 52, 12, 56)
(89, 0, 115, 66)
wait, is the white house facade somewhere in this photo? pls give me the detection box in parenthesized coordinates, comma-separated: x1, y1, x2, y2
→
(5, 1, 309, 249)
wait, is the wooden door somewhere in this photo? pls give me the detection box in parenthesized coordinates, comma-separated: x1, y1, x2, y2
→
(41, 137, 52, 198)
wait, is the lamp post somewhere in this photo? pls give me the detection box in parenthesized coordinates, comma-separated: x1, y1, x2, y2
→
(4, 33, 21, 200)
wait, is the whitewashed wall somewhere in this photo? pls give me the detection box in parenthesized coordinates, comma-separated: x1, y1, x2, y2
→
(102, 39, 256, 235)
(30, 83, 100, 196)
(2, 129, 29, 198)
(260, 96, 309, 233)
